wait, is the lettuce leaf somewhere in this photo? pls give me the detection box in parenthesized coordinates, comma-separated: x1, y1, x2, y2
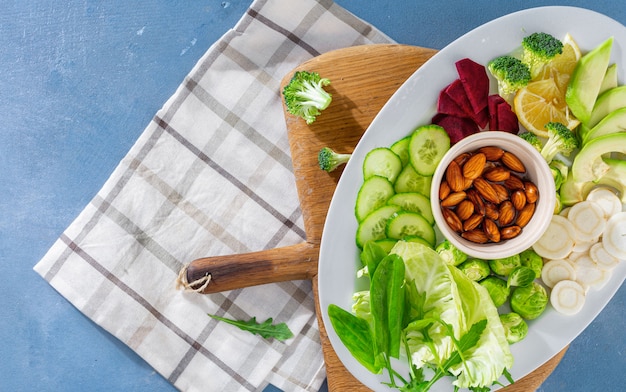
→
(390, 241, 513, 389)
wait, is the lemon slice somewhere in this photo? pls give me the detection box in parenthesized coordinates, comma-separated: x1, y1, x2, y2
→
(539, 33, 582, 80)
(514, 33, 581, 137)
(514, 78, 580, 137)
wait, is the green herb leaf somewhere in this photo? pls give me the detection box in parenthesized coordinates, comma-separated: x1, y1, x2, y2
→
(208, 314, 294, 341)
(328, 304, 381, 374)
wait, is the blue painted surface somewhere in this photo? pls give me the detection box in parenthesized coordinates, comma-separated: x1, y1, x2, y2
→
(1, 1, 624, 391)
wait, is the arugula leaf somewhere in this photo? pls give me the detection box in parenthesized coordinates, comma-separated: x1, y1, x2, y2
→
(208, 314, 293, 341)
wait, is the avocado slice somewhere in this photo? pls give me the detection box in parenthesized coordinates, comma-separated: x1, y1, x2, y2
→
(572, 132, 626, 182)
(566, 37, 614, 126)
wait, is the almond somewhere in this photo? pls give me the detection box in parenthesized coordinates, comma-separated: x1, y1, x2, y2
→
(446, 160, 465, 192)
(442, 208, 463, 232)
(439, 180, 451, 200)
(456, 200, 475, 220)
(516, 202, 536, 227)
(501, 151, 526, 173)
(478, 146, 504, 161)
(524, 182, 539, 204)
(466, 189, 486, 216)
(511, 189, 527, 211)
(484, 202, 500, 221)
(473, 177, 500, 204)
(441, 191, 467, 207)
(498, 201, 516, 226)
(492, 183, 510, 203)
(484, 166, 511, 182)
(463, 213, 483, 231)
(462, 153, 486, 180)
(462, 230, 489, 244)
(483, 218, 501, 243)
(453, 152, 472, 166)
(504, 175, 525, 190)
(501, 225, 522, 240)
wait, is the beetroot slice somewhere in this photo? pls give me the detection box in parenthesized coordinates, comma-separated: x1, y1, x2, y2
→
(456, 58, 489, 115)
(432, 113, 480, 144)
(444, 79, 474, 118)
(437, 88, 466, 117)
(472, 106, 490, 129)
(496, 100, 519, 134)
(487, 94, 506, 130)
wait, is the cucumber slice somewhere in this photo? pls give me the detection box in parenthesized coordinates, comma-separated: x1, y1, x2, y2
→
(387, 192, 434, 225)
(394, 164, 433, 196)
(404, 235, 434, 249)
(374, 238, 398, 254)
(355, 175, 395, 221)
(385, 211, 436, 246)
(409, 124, 451, 176)
(363, 147, 403, 183)
(356, 205, 401, 248)
(390, 136, 411, 167)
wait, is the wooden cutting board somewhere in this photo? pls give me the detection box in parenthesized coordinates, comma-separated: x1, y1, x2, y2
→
(186, 44, 567, 391)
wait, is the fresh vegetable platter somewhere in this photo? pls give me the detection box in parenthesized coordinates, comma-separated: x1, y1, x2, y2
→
(318, 7, 626, 391)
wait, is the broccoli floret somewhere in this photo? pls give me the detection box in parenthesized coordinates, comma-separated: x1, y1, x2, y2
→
(318, 147, 351, 172)
(540, 122, 579, 163)
(521, 32, 564, 78)
(518, 132, 543, 152)
(549, 159, 569, 191)
(282, 70, 332, 124)
(488, 55, 532, 96)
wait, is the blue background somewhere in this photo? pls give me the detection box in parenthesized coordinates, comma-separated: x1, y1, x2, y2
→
(1, 1, 624, 391)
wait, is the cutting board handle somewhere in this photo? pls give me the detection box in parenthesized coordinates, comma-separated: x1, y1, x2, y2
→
(179, 242, 318, 293)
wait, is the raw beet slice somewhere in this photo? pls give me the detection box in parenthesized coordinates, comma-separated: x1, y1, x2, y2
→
(444, 79, 474, 118)
(487, 94, 506, 130)
(472, 106, 490, 129)
(496, 99, 519, 133)
(432, 113, 480, 144)
(456, 58, 489, 114)
(437, 88, 466, 117)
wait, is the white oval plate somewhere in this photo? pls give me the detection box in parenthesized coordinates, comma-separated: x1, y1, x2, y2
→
(318, 6, 626, 391)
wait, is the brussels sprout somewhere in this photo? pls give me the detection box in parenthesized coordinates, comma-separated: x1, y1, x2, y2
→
(435, 240, 468, 266)
(458, 258, 491, 281)
(499, 312, 528, 344)
(489, 254, 521, 276)
(479, 276, 510, 307)
(507, 266, 536, 288)
(519, 248, 543, 279)
(510, 281, 548, 320)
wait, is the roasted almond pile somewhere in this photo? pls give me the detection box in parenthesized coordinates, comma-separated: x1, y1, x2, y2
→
(439, 146, 539, 244)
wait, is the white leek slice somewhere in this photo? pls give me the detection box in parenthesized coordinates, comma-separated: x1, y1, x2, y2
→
(589, 242, 621, 270)
(602, 212, 626, 260)
(567, 200, 607, 242)
(559, 207, 571, 218)
(533, 215, 576, 260)
(572, 237, 598, 253)
(550, 280, 586, 315)
(571, 254, 612, 290)
(541, 259, 576, 288)
(585, 187, 623, 219)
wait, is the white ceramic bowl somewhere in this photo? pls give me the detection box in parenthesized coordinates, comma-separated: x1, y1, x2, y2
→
(430, 131, 556, 260)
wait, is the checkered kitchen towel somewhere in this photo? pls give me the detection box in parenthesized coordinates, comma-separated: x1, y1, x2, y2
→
(34, 0, 392, 390)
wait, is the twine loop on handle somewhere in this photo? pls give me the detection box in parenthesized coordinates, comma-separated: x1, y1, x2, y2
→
(175, 264, 211, 293)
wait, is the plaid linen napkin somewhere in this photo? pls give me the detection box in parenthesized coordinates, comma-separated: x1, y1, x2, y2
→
(33, 0, 392, 390)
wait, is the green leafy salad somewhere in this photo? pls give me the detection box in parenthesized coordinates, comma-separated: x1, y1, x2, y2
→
(329, 241, 514, 391)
